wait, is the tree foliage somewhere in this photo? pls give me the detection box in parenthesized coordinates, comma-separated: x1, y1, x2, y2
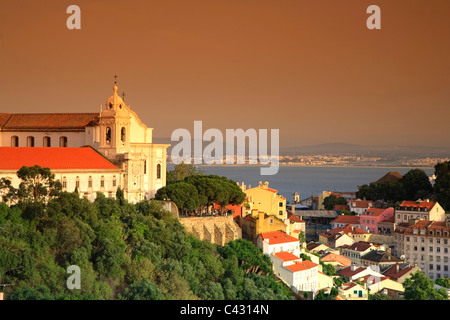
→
(0, 168, 293, 301)
(403, 271, 448, 300)
(434, 161, 450, 211)
(323, 195, 347, 210)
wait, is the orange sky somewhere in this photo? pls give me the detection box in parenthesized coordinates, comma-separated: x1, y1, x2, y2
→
(1, 0, 449, 148)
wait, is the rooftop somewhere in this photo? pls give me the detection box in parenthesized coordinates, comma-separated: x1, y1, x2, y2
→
(259, 231, 299, 245)
(0, 147, 118, 171)
(0, 113, 99, 131)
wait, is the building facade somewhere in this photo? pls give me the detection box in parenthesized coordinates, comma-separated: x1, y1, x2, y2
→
(0, 85, 169, 203)
(394, 219, 450, 280)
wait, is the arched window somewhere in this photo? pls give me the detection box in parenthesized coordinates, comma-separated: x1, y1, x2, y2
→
(121, 127, 126, 143)
(27, 136, 35, 147)
(11, 136, 19, 147)
(60, 136, 68, 147)
(43, 136, 51, 147)
(156, 164, 161, 179)
(106, 127, 111, 143)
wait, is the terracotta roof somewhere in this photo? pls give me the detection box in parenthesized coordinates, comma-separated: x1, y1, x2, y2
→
(284, 260, 318, 272)
(0, 113, 99, 131)
(382, 263, 416, 280)
(350, 200, 373, 208)
(259, 231, 299, 245)
(331, 215, 360, 225)
(338, 266, 367, 278)
(0, 147, 118, 170)
(273, 251, 301, 262)
(288, 213, 304, 223)
(399, 200, 436, 209)
(345, 241, 378, 252)
(321, 253, 352, 267)
(334, 205, 350, 211)
(361, 208, 385, 216)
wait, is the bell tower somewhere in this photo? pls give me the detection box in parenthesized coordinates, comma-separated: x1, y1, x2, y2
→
(98, 84, 131, 159)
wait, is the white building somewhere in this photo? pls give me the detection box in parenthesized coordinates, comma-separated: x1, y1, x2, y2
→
(0, 84, 170, 203)
(0, 147, 122, 202)
(257, 230, 301, 257)
(270, 251, 319, 293)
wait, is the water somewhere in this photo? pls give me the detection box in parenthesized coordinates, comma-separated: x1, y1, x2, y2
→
(168, 164, 435, 200)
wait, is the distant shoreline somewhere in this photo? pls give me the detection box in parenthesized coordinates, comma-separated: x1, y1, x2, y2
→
(168, 163, 435, 169)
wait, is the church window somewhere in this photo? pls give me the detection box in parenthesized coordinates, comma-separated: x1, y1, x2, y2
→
(108, 103, 113, 109)
(27, 136, 35, 147)
(11, 136, 19, 147)
(60, 136, 68, 147)
(156, 164, 161, 179)
(106, 127, 111, 143)
(121, 127, 126, 143)
(43, 136, 51, 147)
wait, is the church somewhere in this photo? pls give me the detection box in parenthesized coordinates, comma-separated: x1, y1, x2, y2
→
(0, 84, 170, 203)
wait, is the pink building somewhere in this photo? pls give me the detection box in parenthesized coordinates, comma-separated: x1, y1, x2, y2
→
(360, 207, 394, 234)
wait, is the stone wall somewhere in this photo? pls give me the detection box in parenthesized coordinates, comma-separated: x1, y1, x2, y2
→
(179, 215, 242, 246)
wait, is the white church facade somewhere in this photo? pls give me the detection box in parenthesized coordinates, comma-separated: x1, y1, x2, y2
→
(0, 84, 170, 203)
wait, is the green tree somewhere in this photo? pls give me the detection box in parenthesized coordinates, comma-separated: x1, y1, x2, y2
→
(16, 165, 62, 203)
(120, 279, 164, 300)
(403, 271, 448, 300)
(323, 194, 347, 210)
(399, 169, 434, 201)
(167, 162, 204, 184)
(434, 161, 450, 211)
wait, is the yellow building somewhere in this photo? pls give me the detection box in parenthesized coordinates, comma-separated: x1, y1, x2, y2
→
(244, 181, 287, 220)
(240, 210, 287, 244)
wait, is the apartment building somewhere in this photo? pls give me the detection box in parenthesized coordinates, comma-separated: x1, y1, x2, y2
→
(394, 219, 450, 280)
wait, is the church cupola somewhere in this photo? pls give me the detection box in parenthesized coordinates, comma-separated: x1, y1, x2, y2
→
(98, 84, 131, 157)
(105, 85, 125, 111)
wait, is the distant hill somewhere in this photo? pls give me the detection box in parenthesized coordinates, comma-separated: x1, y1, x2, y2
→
(153, 138, 450, 159)
(372, 171, 403, 184)
(280, 143, 450, 157)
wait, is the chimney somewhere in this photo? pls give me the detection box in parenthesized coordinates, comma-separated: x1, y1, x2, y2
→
(291, 203, 295, 215)
(396, 264, 399, 273)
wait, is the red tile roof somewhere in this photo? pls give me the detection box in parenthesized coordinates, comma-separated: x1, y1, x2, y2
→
(399, 200, 436, 209)
(321, 253, 352, 267)
(288, 213, 305, 223)
(273, 251, 301, 262)
(284, 260, 318, 272)
(0, 147, 118, 170)
(259, 231, 299, 245)
(331, 215, 360, 225)
(350, 200, 373, 208)
(0, 113, 99, 131)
